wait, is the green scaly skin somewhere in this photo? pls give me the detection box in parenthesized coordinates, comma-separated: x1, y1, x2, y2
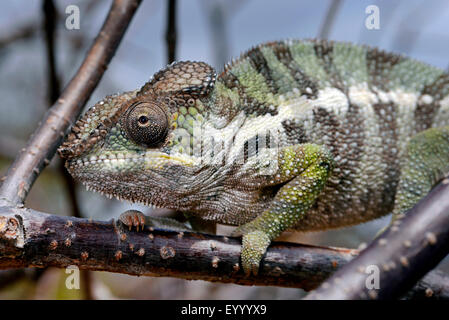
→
(58, 39, 449, 276)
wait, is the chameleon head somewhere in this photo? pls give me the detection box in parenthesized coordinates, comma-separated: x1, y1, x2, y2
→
(58, 61, 218, 208)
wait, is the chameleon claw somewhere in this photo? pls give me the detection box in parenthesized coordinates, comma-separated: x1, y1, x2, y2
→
(119, 210, 146, 231)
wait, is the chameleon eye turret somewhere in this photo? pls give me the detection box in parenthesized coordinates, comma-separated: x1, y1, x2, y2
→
(138, 61, 216, 98)
(122, 101, 169, 147)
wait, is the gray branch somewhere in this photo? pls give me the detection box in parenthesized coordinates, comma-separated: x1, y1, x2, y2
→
(318, 0, 343, 39)
(165, 0, 177, 64)
(305, 176, 449, 299)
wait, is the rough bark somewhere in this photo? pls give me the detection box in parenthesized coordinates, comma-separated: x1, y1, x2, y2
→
(0, 205, 448, 298)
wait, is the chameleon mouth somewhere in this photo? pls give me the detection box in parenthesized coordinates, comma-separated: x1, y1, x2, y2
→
(65, 151, 195, 208)
(78, 176, 167, 208)
(82, 181, 164, 208)
(65, 151, 195, 170)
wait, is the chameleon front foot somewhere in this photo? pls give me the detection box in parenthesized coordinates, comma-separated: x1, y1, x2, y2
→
(232, 144, 333, 276)
(119, 209, 146, 231)
(119, 210, 192, 232)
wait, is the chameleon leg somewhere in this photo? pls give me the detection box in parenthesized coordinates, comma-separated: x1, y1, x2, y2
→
(392, 126, 449, 219)
(119, 210, 191, 232)
(232, 144, 334, 276)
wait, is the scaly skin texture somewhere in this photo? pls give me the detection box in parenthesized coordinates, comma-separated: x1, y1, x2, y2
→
(58, 39, 449, 275)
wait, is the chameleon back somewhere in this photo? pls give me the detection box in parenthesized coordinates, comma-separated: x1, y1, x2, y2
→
(214, 39, 449, 230)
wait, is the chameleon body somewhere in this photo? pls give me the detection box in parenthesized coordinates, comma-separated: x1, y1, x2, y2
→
(58, 39, 449, 275)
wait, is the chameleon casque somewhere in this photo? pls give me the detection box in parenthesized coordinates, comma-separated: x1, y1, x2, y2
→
(58, 39, 449, 276)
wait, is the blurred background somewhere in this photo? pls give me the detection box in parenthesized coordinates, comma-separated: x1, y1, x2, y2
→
(0, 0, 448, 299)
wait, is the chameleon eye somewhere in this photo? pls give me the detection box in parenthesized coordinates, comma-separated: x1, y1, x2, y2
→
(138, 115, 149, 125)
(124, 102, 168, 147)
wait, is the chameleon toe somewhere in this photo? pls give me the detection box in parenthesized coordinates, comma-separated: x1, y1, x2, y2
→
(119, 209, 146, 231)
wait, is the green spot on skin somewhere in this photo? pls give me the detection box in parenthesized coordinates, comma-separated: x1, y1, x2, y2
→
(188, 107, 198, 116)
(197, 102, 205, 112)
(389, 59, 443, 91)
(332, 42, 368, 85)
(260, 46, 296, 93)
(231, 59, 275, 104)
(393, 126, 449, 217)
(185, 115, 194, 127)
(213, 82, 242, 116)
(179, 107, 188, 115)
(289, 41, 329, 88)
(180, 136, 189, 146)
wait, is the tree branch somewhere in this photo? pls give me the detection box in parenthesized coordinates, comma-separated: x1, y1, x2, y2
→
(43, 0, 60, 103)
(41, 0, 94, 299)
(0, 22, 37, 49)
(0, 205, 447, 298)
(165, 0, 177, 64)
(317, 0, 342, 39)
(0, 0, 141, 205)
(402, 270, 449, 300)
(0, 205, 354, 290)
(305, 176, 449, 300)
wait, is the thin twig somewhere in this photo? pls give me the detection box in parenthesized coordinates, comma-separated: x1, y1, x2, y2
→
(0, 0, 142, 205)
(43, 0, 60, 103)
(0, 205, 447, 298)
(0, 22, 37, 49)
(317, 0, 343, 39)
(305, 176, 449, 300)
(165, 0, 177, 64)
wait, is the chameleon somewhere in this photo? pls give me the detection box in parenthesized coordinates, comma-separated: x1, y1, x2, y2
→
(58, 39, 449, 276)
